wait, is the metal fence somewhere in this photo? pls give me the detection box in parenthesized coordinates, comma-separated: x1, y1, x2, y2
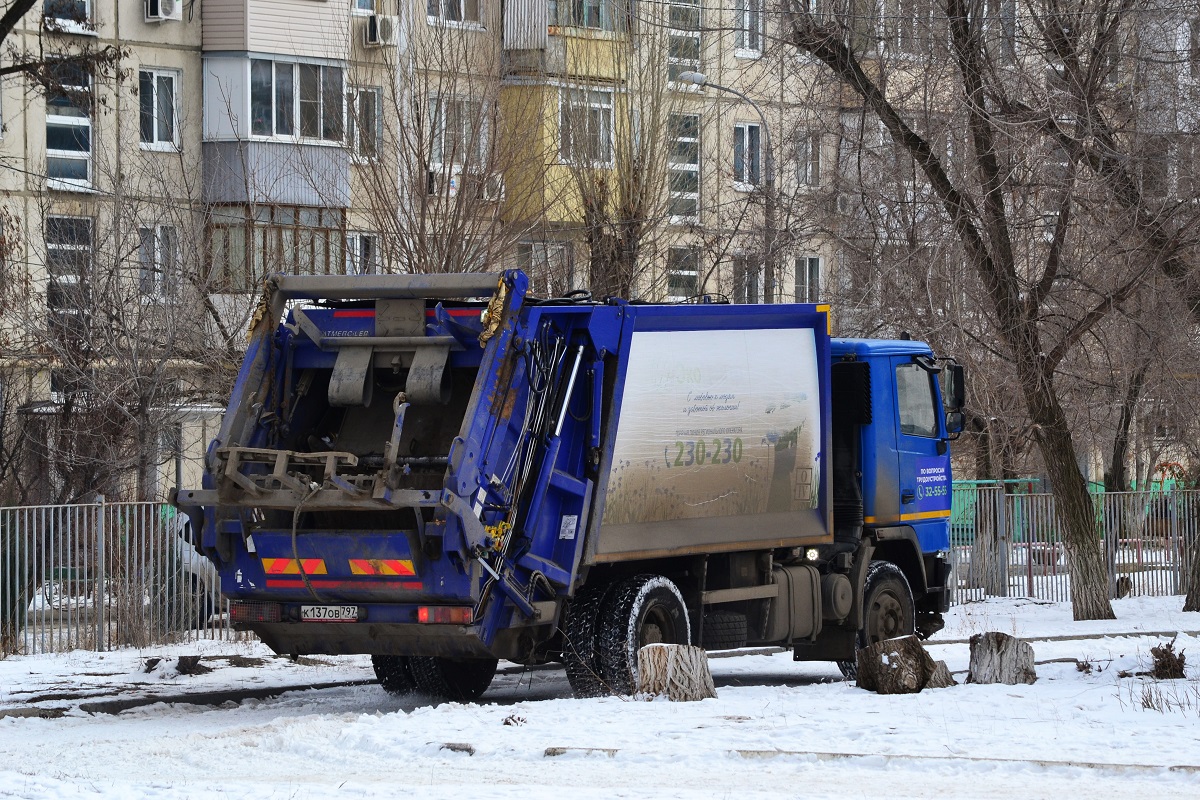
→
(949, 485, 1198, 603)
(1, 499, 233, 656)
(1, 489, 1195, 655)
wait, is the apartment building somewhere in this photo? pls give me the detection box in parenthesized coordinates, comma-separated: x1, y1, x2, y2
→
(0, 0, 842, 501)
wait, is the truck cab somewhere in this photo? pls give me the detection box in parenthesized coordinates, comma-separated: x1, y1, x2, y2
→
(828, 338, 960, 644)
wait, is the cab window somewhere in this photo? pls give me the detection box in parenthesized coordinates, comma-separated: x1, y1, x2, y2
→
(896, 363, 939, 438)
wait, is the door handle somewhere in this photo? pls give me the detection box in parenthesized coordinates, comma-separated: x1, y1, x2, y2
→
(901, 490, 915, 504)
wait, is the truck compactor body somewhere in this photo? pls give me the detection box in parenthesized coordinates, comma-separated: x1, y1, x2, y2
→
(175, 270, 965, 699)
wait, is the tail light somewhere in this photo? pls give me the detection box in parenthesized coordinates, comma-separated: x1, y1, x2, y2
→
(417, 606, 473, 624)
(230, 601, 282, 624)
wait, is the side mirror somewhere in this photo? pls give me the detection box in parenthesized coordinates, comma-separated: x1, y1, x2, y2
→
(946, 410, 965, 435)
(946, 364, 965, 410)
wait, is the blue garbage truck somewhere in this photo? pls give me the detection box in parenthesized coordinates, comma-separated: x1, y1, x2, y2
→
(174, 270, 965, 700)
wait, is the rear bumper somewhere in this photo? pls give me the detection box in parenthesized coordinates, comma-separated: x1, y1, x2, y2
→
(251, 620, 496, 658)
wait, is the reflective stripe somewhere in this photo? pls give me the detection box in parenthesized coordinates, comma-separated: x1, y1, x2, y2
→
(261, 558, 327, 575)
(349, 559, 416, 577)
(864, 510, 951, 524)
(265, 579, 422, 590)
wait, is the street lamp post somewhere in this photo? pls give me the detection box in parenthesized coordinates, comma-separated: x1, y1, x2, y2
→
(677, 71, 777, 304)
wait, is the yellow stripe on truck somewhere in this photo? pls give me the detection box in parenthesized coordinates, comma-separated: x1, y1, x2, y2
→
(863, 510, 951, 524)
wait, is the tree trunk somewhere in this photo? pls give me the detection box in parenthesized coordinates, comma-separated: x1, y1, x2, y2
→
(967, 632, 1037, 685)
(1104, 364, 1148, 493)
(1184, 523, 1200, 611)
(1026, 376, 1114, 620)
(855, 635, 957, 694)
(636, 644, 716, 701)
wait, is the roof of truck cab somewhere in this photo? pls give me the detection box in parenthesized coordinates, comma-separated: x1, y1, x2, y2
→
(831, 338, 935, 358)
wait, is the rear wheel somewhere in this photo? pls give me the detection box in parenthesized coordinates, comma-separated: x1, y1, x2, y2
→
(561, 583, 611, 698)
(372, 655, 418, 696)
(701, 610, 748, 650)
(410, 656, 498, 702)
(838, 561, 915, 680)
(596, 575, 690, 695)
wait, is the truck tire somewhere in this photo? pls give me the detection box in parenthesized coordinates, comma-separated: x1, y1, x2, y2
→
(596, 575, 691, 695)
(561, 583, 611, 698)
(702, 610, 747, 650)
(372, 655, 418, 696)
(409, 656, 498, 702)
(838, 561, 915, 680)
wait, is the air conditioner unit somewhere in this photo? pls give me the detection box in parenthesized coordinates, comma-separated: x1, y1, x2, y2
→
(145, 0, 183, 22)
(366, 14, 399, 47)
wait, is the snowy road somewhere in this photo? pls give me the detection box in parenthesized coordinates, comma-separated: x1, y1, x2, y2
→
(2, 596, 1199, 799)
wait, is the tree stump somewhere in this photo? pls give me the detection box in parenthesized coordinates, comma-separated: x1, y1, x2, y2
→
(855, 635, 957, 694)
(967, 632, 1036, 685)
(636, 644, 717, 701)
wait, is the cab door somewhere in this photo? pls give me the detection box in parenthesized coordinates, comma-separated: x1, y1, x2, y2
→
(891, 358, 952, 552)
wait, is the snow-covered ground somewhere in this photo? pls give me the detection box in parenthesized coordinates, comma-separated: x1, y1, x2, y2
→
(2, 596, 1199, 799)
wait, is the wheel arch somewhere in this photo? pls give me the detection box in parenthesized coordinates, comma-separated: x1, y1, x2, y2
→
(868, 527, 927, 596)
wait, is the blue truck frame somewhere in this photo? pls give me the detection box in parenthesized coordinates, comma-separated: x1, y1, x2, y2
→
(175, 270, 963, 700)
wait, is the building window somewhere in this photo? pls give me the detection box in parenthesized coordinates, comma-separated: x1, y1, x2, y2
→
(1176, 135, 1200, 200)
(345, 232, 379, 274)
(139, 69, 178, 150)
(668, 0, 701, 80)
(353, 0, 374, 12)
(43, 0, 90, 28)
(45, 215, 92, 335)
(735, 0, 763, 54)
(559, 88, 613, 165)
(668, 113, 699, 220)
(428, 0, 481, 24)
(795, 255, 820, 302)
(733, 256, 761, 304)
(349, 87, 382, 160)
(429, 95, 488, 167)
(250, 59, 343, 142)
(550, 0, 623, 30)
(1191, 19, 1200, 80)
(139, 224, 180, 298)
(666, 247, 699, 300)
(45, 62, 91, 188)
(518, 241, 580, 295)
(209, 206, 346, 291)
(797, 132, 820, 186)
(733, 122, 761, 187)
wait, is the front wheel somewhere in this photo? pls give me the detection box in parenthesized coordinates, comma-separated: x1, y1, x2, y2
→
(837, 561, 915, 680)
(596, 575, 691, 695)
(410, 656, 498, 702)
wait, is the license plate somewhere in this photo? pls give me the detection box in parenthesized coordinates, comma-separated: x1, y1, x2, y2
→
(300, 605, 359, 622)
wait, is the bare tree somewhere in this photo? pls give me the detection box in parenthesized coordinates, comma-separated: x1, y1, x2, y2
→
(345, 17, 543, 278)
(783, 0, 1200, 619)
(553, 1, 695, 298)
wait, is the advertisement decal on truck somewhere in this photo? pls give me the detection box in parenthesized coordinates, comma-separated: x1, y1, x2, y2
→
(602, 328, 822, 525)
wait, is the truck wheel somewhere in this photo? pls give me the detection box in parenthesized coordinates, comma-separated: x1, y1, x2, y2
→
(562, 583, 611, 698)
(596, 575, 691, 695)
(409, 656, 498, 702)
(702, 610, 747, 650)
(372, 655, 418, 696)
(838, 561, 915, 680)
